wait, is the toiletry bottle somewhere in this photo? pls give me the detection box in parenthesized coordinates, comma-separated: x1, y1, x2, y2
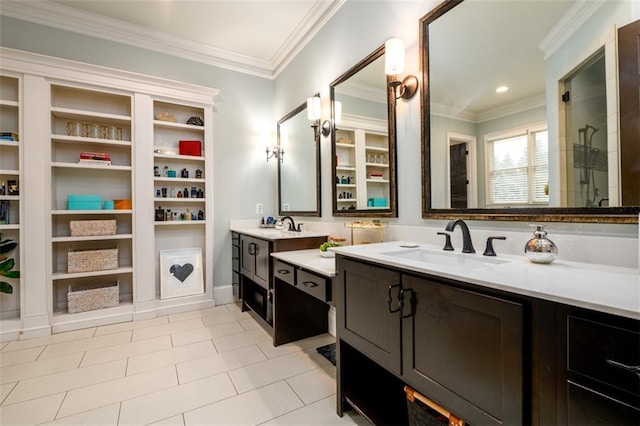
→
(524, 224, 558, 264)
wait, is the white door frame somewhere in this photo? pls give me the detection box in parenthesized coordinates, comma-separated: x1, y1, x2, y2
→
(446, 132, 478, 208)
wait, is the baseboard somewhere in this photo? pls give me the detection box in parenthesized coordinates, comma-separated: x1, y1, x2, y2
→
(213, 284, 238, 305)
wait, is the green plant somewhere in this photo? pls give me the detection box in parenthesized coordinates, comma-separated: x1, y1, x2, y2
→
(0, 236, 20, 294)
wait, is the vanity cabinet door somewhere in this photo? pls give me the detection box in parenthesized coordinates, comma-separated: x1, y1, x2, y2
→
(240, 235, 269, 288)
(336, 257, 402, 374)
(401, 274, 524, 426)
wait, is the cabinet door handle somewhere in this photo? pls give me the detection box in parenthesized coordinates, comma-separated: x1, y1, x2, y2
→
(606, 358, 640, 378)
(247, 243, 255, 255)
(301, 280, 318, 288)
(277, 269, 290, 275)
(387, 284, 402, 313)
(399, 288, 415, 319)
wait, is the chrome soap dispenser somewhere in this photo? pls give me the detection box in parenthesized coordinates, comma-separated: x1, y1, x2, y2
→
(524, 224, 558, 264)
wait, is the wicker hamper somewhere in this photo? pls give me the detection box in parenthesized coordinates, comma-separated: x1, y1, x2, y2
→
(70, 220, 117, 237)
(68, 281, 119, 314)
(68, 247, 118, 273)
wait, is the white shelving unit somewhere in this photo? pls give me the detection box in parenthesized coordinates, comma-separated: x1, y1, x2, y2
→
(49, 83, 134, 329)
(0, 74, 22, 338)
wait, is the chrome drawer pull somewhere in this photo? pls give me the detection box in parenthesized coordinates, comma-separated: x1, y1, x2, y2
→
(606, 358, 640, 378)
(277, 269, 290, 274)
(301, 281, 318, 288)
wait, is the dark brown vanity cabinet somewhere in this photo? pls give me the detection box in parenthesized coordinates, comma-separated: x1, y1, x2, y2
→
(240, 235, 269, 288)
(336, 256, 525, 425)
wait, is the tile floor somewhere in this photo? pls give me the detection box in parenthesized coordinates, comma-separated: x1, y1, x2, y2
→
(0, 303, 368, 425)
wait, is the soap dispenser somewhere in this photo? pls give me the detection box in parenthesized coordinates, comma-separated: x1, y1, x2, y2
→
(524, 224, 558, 264)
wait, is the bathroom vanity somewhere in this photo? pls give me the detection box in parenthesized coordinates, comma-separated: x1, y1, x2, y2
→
(332, 242, 639, 425)
(230, 228, 327, 342)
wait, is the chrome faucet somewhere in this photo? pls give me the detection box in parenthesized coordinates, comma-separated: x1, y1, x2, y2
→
(280, 216, 301, 232)
(444, 219, 475, 253)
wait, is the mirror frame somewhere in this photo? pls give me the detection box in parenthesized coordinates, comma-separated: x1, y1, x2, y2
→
(277, 96, 322, 217)
(420, 0, 639, 224)
(330, 45, 398, 218)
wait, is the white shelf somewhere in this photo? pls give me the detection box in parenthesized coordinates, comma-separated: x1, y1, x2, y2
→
(0, 224, 20, 230)
(337, 198, 357, 202)
(337, 184, 357, 188)
(153, 197, 205, 203)
(52, 266, 133, 281)
(154, 177, 205, 184)
(52, 234, 133, 243)
(153, 120, 205, 131)
(52, 209, 132, 215)
(336, 166, 356, 171)
(0, 99, 19, 108)
(51, 134, 132, 147)
(0, 195, 19, 201)
(0, 169, 19, 175)
(154, 153, 205, 162)
(0, 141, 19, 147)
(51, 107, 131, 125)
(366, 179, 390, 183)
(336, 143, 355, 149)
(51, 162, 132, 171)
(365, 146, 389, 153)
(366, 163, 389, 168)
(155, 221, 206, 226)
(51, 302, 134, 323)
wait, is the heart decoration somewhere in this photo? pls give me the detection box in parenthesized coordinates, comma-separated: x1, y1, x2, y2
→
(169, 263, 194, 283)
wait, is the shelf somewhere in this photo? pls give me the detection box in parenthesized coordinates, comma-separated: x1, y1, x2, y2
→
(336, 166, 356, 171)
(0, 224, 20, 230)
(0, 141, 19, 147)
(153, 120, 205, 131)
(52, 266, 133, 281)
(366, 163, 389, 168)
(52, 209, 132, 215)
(153, 153, 204, 162)
(51, 107, 131, 125)
(365, 146, 389, 153)
(336, 143, 355, 149)
(366, 179, 390, 183)
(52, 234, 133, 243)
(51, 162, 132, 171)
(51, 134, 132, 147)
(0, 99, 19, 108)
(52, 302, 134, 322)
(337, 184, 357, 188)
(155, 221, 206, 226)
(0, 169, 19, 175)
(337, 199, 357, 202)
(0, 195, 19, 201)
(154, 177, 205, 184)
(153, 197, 205, 203)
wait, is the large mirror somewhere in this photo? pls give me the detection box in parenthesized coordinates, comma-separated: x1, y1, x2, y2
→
(421, 0, 639, 223)
(330, 45, 398, 217)
(277, 98, 321, 216)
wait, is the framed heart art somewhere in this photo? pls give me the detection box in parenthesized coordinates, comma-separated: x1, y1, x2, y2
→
(159, 248, 204, 299)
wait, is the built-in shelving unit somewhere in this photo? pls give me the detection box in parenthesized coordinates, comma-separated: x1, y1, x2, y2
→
(49, 83, 134, 327)
(0, 74, 22, 336)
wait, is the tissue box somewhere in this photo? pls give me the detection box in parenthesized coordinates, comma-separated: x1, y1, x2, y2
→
(179, 140, 202, 157)
(68, 194, 102, 210)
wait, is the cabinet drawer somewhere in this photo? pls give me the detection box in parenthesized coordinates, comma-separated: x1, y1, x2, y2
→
(273, 260, 295, 285)
(568, 315, 640, 400)
(296, 269, 328, 302)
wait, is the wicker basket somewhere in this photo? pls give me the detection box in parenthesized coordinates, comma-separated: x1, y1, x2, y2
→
(68, 247, 118, 273)
(68, 281, 119, 314)
(70, 220, 117, 237)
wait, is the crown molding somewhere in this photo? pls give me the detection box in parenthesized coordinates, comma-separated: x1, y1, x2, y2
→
(432, 93, 546, 124)
(1, 0, 344, 79)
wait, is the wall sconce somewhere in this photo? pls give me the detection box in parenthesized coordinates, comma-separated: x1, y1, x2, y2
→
(266, 145, 284, 162)
(385, 38, 418, 100)
(307, 96, 332, 137)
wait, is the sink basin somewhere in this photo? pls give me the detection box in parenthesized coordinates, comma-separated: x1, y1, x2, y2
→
(256, 229, 299, 238)
(381, 248, 510, 269)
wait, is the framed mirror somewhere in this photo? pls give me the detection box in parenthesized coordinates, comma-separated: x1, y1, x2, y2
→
(420, 0, 639, 223)
(277, 97, 321, 217)
(330, 45, 398, 217)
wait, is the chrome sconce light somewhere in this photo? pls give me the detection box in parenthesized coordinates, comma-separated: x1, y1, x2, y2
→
(385, 38, 418, 100)
(266, 145, 284, 162)
(307, 96, 332, 137)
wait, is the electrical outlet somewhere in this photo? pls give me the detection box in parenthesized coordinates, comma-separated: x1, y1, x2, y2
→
(256, 203, 263, 215)
(283, 203, 289, 211)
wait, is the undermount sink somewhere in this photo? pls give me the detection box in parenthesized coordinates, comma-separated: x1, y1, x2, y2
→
(381, 247, 510, 269)
(257, 229, 298, 238)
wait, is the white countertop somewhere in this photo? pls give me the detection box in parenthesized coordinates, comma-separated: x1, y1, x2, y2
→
(271, 249, 337, 277)
(331, 241, 640, 320)
(231, 227, 329, 241)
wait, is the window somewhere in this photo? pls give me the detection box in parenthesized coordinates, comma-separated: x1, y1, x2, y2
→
(485, 124, 549, 205)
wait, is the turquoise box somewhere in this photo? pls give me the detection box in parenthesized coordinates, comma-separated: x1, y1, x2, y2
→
(368, 197, 388, 207)
(68, 194, 102, 210)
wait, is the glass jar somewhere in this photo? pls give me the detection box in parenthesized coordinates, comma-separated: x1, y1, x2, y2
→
(85, 123, 101, 139)
(66, 121, 83, 137)
(102, 125, 122, 140)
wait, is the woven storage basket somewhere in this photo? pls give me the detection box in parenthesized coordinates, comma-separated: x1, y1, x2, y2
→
(70, 220, 117, 237)
(68, 281, 119, 314)
(68, 247, 118, 273)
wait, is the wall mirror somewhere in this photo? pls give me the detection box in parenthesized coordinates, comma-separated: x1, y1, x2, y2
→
(420, 0, 639, 223)
(277, 97, 321, 217)
(330, 45, 398, 217)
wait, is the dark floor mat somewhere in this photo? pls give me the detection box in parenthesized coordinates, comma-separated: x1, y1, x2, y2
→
(316, 342, 336, 366)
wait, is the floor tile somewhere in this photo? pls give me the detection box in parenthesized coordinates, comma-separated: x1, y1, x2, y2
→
(127, 340, 216, 376)
(257, 334, 334, 360)
(39, 330, 132, 360)
(0, 392, 65, 425)
(212, 329, 271, 353)
(2, 358, 126, 405)
(202, 311, 251, 328)
(93, 316, 168, 336)
(43, 403, 120, 425)
(1, 328, 95, 353)
(225, 302, 242, 312)
(0, 352, 83, 384)
(228, 350, 322, 394)
(286, 365, 336, 405)
(262, 395, 368, 425)
(149, 414, 185, 425)
(0, 382, 16, 404)
(168, 306, 227, 323)
(0, 346, 45, 368)
(184, 380, 303, 425)
(81, 335, 172, 367)
(0, 342, 7, 351)
(176, 345, 266, 384)
(119, 373, 236, 425)
(132, 318, 204, 342)
(239, 317, 261, 331)
(57, 365, 178, 418)
(171, 321, 244, 347)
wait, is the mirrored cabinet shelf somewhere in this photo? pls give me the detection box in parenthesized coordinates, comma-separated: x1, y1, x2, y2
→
(154, 177, 205, 184)
(153, 153, 205, 162)
(153, 198, 204, 202)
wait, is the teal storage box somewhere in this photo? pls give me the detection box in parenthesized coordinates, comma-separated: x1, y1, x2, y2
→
(68, 194, 102, 210)
(368, 198, 387, 207)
